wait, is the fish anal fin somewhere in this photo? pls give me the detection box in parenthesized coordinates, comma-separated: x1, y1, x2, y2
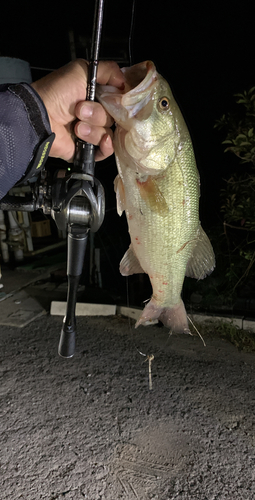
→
(114, 175, 125, 216)
(136, 177, 168, 215)
(119, 245, 144, 276)
(186, 225, 215, 280)
(135, 297, 190, 334)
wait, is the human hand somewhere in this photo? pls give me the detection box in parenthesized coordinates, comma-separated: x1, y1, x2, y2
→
(31, 59, 125, 162)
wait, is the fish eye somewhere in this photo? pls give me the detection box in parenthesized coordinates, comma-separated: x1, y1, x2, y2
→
(158, 96, 170, 111)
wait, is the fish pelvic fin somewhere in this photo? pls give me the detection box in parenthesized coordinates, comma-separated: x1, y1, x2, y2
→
(136, 177, 169, 216)
(135, 297, 190, 334)
(186, 225, 215, 280)
(120, 244, 145, 276)
(114, 175, 126, 216)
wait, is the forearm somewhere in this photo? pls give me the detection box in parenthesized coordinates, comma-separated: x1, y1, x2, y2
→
(0, 83, 53, 200)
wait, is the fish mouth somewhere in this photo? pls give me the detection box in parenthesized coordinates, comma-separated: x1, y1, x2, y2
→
(121, 61, 158, 118)
(96, 61, 158, 125)
(122, 61, 156, 92)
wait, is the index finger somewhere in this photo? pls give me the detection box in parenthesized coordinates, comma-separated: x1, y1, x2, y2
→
(97, 61, 125, 89)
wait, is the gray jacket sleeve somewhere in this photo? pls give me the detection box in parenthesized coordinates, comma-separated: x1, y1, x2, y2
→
(0, 83, 54, 200)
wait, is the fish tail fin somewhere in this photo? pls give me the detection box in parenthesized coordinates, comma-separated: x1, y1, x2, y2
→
(135, 298, 191, 334)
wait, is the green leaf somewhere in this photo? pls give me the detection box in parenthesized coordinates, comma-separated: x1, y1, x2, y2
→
(248, 128, 254, 137)
(236, 134, 247, 140)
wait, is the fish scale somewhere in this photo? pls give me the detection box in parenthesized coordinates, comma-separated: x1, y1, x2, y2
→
(97, 61, 215, 333)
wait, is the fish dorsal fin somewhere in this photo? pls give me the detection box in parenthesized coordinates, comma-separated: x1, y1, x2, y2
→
(114, 175, 125, 216)
(186, 225, 215, 280)
(136, 177, 169, 216)
(120, 245, 145, 276)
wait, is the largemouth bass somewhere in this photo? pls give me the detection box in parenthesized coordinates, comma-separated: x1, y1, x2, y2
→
(97, 61, 215, 333)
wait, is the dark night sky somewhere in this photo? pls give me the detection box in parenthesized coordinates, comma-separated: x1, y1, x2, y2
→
(0, 0, 254, 228)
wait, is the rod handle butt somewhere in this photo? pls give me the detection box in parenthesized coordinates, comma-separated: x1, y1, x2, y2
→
(58, 321, 76, 358)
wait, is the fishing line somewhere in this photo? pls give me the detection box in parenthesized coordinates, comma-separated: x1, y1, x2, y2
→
(187, 315, 206, 346)
(128, 0, 136, 66)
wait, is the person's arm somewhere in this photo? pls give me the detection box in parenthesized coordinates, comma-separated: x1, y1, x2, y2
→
(0, 83, 53, 199)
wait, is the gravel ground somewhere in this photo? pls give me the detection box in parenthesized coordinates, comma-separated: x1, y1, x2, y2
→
(1, 313, 255, 499)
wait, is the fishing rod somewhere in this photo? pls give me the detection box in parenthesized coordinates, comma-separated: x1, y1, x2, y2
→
(57, 0, 106, 357)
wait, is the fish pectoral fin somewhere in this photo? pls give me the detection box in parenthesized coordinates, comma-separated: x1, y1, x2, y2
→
(136, 177, 169, 216)
(114, 175, 125, 216)
(186, 225, 215, 280)
(119, 245, 145, 276)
